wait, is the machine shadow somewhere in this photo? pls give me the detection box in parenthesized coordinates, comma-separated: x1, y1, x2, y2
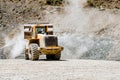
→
(36, 59, 67, 61)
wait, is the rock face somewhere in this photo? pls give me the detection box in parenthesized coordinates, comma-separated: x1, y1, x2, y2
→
(87, 0, 120, 9)
(0, 0, 64, 37)
(0, 0, 46, 34)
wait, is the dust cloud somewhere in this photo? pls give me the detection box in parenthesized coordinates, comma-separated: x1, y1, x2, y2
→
(1, 27, 26, 58)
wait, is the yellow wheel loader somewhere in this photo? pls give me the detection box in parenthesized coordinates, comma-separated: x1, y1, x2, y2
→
(24, 23, 63, 60)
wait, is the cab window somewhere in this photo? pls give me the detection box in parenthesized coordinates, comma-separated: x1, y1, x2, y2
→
(36, 27, 45, 34)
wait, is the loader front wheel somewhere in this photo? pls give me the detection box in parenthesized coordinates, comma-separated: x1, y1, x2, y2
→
(30, 44, 39, 61)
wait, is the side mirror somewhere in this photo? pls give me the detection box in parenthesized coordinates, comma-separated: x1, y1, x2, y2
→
(47, 26, 53, 35)
(24, 26, 32, 39)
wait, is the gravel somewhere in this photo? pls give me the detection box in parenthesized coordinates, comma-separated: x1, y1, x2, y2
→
(0, 59, 120, 80)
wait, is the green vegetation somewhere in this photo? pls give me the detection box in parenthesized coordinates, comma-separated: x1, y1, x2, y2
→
(87, 0, 120, 9)
(46, 0, 64, 6)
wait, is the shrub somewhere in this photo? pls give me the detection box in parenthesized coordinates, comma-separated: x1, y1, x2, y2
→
(87, 0, 120, 9)
(46, 0, 64, 6)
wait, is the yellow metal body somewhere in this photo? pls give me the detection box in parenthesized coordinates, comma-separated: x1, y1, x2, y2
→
(40, 46, 64, 55)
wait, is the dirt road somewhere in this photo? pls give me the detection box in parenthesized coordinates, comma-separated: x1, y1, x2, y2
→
(0, 59, 120, 80)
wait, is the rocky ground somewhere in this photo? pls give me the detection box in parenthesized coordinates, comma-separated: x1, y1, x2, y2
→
(0, 59, 120, 80)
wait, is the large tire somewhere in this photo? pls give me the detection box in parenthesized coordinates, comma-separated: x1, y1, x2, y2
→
(46, 52, 61, 60)
(54, 53, 61, 60)
(25, 49, 29, 60)
(46, 55, 54, 60)
(30, 44, 39, 61)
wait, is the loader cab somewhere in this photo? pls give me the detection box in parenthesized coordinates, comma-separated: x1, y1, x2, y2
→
(36, 27, 46, 34)
(35, 24, 54, 35)
(24, 23, 54, 40)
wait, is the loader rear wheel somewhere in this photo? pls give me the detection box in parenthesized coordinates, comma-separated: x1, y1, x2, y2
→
(25, 54, 29, 60)
(46, 53, 61, 60)
(54, 53, 61, 60)
(25, 52, 29, 60)
(30, 44, 39, 61)
(25, 49, 29, 60)
(46, 55, 54, 60)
